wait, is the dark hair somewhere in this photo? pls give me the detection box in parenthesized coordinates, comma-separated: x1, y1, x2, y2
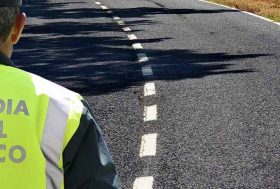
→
(0, 6, 20, 42)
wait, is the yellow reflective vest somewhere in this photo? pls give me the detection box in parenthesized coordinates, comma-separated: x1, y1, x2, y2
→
(0, 64, 84, 189)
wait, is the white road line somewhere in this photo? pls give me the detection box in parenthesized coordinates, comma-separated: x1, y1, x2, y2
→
(122, 27, 132, 32)
(132, 43, 143, 50)
(140, 133, 158, 157)
(100, 5, 108, 10)
(133, 177, 154, 189)
(128, 34, 138, 40)
(198, 0, 280, 26)
(137, 53, 149, 63)
(242, 11, 274, 22)
(95, 2, 158, 188)
(144, 82, 156, 96)
(142, 66, 153, 77)
(113, 16, 121, 20)
(144, 105, 157, 122)
(117, 20, 125, 25)
(198, 0, 237, 10)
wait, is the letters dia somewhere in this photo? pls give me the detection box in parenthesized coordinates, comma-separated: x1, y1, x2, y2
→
(0, 99, 29, 116)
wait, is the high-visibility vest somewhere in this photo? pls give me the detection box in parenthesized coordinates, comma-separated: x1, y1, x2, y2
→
(0, 65, 84, 189)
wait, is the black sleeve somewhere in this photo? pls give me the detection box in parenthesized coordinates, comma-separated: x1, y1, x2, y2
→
(63, 100, 121, 189)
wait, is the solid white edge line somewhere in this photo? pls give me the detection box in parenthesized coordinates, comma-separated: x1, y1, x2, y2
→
(132, 43, 143, 50)
(140, 133, 158, 157)
(144, 82, 156, 96)
(198, 0, 280, 26)
(128, 34, 138, 40)
(133, 176, 154, 189)
(137, 53, 149, 63)
(242, 11, 274, 22)
(144, 105, 157, 122)
(142, 66, 153, 77)
(198, 0, 237, 10)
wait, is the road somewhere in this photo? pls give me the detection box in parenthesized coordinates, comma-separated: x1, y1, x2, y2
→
(14, 0, 280, 188)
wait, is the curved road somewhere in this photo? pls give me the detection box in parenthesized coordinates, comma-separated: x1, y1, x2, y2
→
(15, 0, 280, 188)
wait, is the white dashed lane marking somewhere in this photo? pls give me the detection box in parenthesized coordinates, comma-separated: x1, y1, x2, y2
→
(100, 5, 108, 10)
(132, 43, 143, 50)
(122, 27, 132, 32)
(117, 20, 126, 26)
(140, 133, 158, 157)
(137, 53, 149, 63)
(133, 177, 154, 189)
(128, 34, 138, 40)
(113, 16, 121, 20)
(144, 105, 157, 122)
(142, 66, 153, 77)
(95, 3, 157, 188)
(144, 83, 156, 96)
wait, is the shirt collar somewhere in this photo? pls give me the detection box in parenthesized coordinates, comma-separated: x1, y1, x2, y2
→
(0, 52, 15, 67)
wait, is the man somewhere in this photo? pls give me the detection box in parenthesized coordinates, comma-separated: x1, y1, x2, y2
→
(0, 0, 121, 188)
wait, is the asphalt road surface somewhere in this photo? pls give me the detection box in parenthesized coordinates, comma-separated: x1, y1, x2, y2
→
(14, 0, 280, 188)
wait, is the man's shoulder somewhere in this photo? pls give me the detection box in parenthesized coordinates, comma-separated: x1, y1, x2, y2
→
(7, 66, 83, 102)
(3, 66, 84, 108)
(29, 72, 83, 102)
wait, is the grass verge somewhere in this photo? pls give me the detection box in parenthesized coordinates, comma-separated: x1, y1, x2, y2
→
(209, 0, 280, 22)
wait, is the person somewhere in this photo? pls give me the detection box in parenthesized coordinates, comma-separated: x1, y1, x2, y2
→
(0, 0, 121, 188)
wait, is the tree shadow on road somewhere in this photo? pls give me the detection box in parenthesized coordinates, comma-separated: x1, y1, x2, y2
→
(13, 1, 274, 189)
(14, 0, 269, 96)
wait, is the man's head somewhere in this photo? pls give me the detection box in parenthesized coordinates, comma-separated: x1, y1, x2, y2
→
(0, 0, 26, 58)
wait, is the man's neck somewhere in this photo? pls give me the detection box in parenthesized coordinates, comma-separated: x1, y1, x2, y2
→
(0, 42, 12, 58)
(0, 51, 15, 67)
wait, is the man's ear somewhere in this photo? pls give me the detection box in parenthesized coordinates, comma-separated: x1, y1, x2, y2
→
(11, 12, 26, 44)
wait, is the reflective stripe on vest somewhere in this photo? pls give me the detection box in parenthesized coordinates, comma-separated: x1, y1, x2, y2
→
(42, 98, 69, 189)
(0, 65, 83, 189)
